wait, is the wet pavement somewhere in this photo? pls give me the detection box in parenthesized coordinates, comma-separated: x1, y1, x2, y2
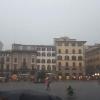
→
(0, 80, 100, 100)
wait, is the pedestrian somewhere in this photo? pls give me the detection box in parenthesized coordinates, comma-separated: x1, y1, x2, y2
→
(45, 77, 51, 90)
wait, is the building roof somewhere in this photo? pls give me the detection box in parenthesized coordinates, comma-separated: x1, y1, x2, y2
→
(86, 44, 100, 53)
(54, 37, 86, 43)
(0, 50, 37, 54)
(12, 43, 55, 48)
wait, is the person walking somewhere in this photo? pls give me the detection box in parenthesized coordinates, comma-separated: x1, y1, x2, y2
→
(45, 77, 51, 90)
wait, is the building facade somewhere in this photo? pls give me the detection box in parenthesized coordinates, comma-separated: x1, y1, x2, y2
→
(54, 37, 86, 77)
(0, 50, 37, 74)
(12, 44, 56, 73)
(85, 44, 100, 75)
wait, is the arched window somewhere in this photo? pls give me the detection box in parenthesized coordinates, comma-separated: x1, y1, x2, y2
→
(58, 49, 61, 53)
(72, 56, 76, 60)
(78, 56, 83, 60)
(37, 59, 40, 63)
(79, 49, 82, 54)
(41, 59, 45, 63)
(73, 62, 75, 67)
(32, 64, 34, 70)
(65, 49, 68, 54)
(72, 62, 76, 70)
(42, 52, 45, 56)
(57, 56, 62, 60)
(42, 65, 45, 70)
(47, 53, 51, 56)
(37, 65, 40, 70)
(66, 62, 69, 66)
(79, 62, 82, 70)
(52, 59, 56, 63)
(47, 59, 51, 63)
(65, 56, 69, 60)
(52, 65, 56, 71)
(72, 49, 75, 54)
(47, 65, 51, 71)
(37, 52, 41, 56)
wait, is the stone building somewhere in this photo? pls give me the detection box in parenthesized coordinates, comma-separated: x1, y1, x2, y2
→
(0, 50, 37, 74)
(54, 37, 86, 77)
(12, 44, 56, 73)
(85, 44, 100, 75)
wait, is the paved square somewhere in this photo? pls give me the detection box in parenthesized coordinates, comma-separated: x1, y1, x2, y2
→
(0, 81, 100, 100)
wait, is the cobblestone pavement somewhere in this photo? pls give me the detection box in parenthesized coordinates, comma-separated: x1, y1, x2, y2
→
(0, 80, 100, 100)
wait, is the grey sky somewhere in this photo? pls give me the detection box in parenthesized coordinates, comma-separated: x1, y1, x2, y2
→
(0, 0, 100, 49)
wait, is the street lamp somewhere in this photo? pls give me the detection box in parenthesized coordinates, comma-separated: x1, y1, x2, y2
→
(94, 73, 100, 79)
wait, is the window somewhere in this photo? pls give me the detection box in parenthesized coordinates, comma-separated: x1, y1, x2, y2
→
(37, 52, 41, 56)
(58, 49, 61, 54)
(65, 56, 69, 60)
(47, 65, 51, 71)
(14, 64, 17, 70)
(52, 65, 56, 71)
(58, 62, 61, 66)
(52, 59, 56, 63)
(41, 59, 45, 63)
(42, 48, 45, 51)
(6, 57, 10, 62)
(47, 59, 51, 63)
(65, 62, 69, 70)
(31, 65, 34, 70)
(72, 43, 76, 46)
(72, 62, 76, 70)
(52, 53, 55, 56)
(78, 43, 82, 46)
(78, 56, 83, 60)
(58, 42, 62, 46)
(57, 56, 62, 60)
(65, 42, 69, 46)
(79, 49, 82, 54)
(23, 58, 26, 62)
(47, 48, 51, 51)
(72, 56, 76, 60)
(1, 58, 4, 63)
(72, 49, 75, 54)
(79, 62, 82, 67)
(65, 49, 68, 54)
(6, 64, 9, 71)
(42, 65, 45, 70)
(14, 58, 17, 63)
(42, 52, 45, 56)
(52, 48, 55, 51)
(37, 48, 41, 51)
(37, 59, 40, 63)
(73, 62, 75, 67)
(32, 58, 34, 63)
(47, 53, 51, 56)
(79, 62, 82, 70)
(37, 65, 40, 70)
(66, 62, 69, 66)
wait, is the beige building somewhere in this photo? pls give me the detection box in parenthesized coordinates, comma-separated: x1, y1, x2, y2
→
(0, 50, 37, 74)
(85, 44, 100, 75)
(54, 37, 86, 77)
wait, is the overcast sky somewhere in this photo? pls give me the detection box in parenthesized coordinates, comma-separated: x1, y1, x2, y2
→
(0, 0, 100, 49)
